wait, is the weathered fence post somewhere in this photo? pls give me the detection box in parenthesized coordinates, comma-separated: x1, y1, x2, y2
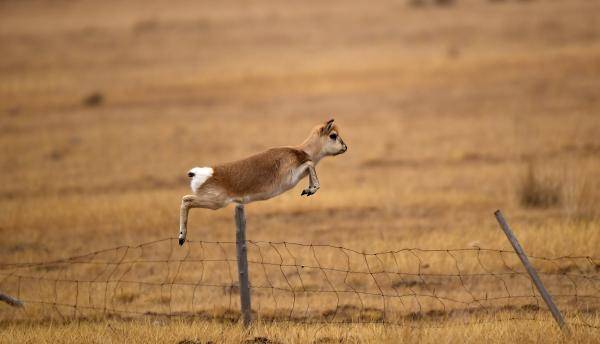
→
(494, 210, 568, 331)
(0, 291, 23, 308)
(235, 203, 252, 327)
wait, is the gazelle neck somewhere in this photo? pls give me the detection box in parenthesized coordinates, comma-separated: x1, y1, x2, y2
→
(298, 133, 324, 164)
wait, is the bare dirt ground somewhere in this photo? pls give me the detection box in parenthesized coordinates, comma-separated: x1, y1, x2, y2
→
(1, 0, 599, 342)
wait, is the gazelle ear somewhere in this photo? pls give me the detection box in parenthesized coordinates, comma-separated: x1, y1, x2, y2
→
(323, 119, 335, 134)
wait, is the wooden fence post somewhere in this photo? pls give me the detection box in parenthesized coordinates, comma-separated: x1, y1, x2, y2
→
(235, 204, 252, 327)
(494, 210, 568, 331)
(0, 291, 23, 308)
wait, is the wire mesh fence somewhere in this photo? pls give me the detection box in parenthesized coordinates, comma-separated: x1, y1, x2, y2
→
(1, 237, 599, 329)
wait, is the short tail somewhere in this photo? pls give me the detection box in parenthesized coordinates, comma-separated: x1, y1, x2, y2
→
(187, 167, 214, 193)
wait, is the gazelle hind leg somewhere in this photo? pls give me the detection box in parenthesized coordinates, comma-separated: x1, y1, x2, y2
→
(179, 193, 226, 246)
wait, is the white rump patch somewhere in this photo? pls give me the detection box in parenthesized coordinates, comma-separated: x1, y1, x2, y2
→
(188, 167, 213, 193)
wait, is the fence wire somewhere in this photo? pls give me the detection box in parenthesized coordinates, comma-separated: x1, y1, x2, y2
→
(0, 238, 599, 329)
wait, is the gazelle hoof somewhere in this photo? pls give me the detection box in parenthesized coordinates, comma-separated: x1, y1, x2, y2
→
(179, 238, 185, 246)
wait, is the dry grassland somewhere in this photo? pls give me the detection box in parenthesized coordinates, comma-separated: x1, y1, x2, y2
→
(1, 0, 599, 342)
(2, 316, 598, 344)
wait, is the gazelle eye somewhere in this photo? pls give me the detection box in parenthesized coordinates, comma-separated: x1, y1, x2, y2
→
(329, 133, 338, 140)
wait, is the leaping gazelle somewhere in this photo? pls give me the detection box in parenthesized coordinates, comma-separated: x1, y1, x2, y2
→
(178, 119, 347, 245)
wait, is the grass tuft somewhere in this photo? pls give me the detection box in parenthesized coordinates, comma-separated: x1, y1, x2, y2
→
(82, 92, 104, 107)
(517, 164, 562, 208)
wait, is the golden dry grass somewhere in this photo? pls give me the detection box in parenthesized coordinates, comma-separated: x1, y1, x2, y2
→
(1, 315, 599, 344)
(1, 0, 600, 342)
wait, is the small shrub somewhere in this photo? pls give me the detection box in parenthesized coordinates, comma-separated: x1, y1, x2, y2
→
(177, 340, 206, 344)
(151, 295, 171, 305)
(407, 0, 456, 7)
(115, 292, 138, 304)
(82, 92, 104, 107)
(517, 164, 561, 208)
(243, 337, 281, 344)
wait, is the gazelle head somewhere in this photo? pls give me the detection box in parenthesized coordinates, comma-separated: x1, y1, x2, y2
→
(301, 119, 347, 161)
(319, 119, 347, 156)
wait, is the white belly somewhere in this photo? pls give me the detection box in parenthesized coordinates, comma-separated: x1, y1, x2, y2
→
(241, 166, 307, 204)
(285, 165, 308, 190)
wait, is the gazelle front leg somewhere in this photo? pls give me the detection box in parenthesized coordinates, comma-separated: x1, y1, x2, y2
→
(179, 195, 197, 246)
(301, 162, 320, 197)
(179, 193, 225, 246)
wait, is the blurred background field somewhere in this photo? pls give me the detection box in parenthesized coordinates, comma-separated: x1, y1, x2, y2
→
(1, 0, 599, 342)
